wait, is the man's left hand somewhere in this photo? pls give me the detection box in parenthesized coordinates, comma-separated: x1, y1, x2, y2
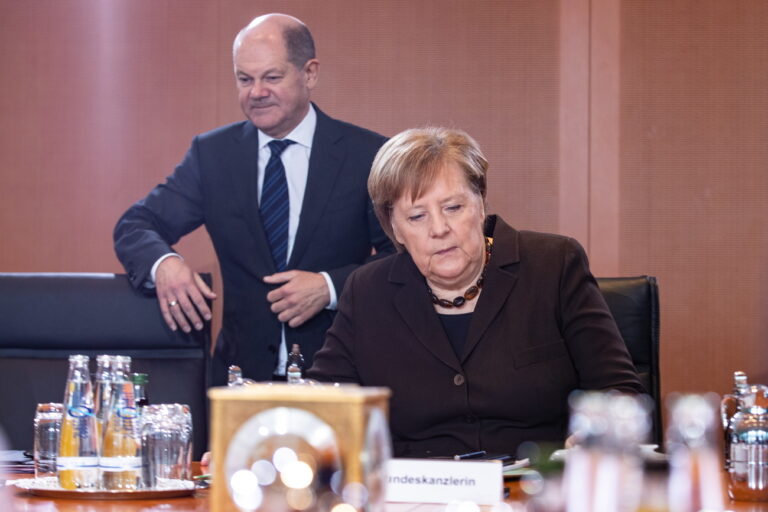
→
(264, 270, 330, 327)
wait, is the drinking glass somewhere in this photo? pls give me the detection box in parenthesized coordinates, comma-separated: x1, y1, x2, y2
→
(33, 403, 63, 478)
(141, 404, 193, 487)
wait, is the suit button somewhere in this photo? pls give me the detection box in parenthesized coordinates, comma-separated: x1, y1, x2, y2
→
(453, 374, 465, 386)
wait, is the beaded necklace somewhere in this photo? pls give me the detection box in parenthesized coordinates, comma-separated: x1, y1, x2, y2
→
(427, 237, 493, 308)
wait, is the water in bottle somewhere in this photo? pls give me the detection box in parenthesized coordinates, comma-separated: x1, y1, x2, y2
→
(58, 354, 99, 489)
(666, 393, 725, 512)
(721, 370, 749, 469)
(101, 355, 142, 490)
(562, 391, 650, 511)
(93, 354, 115, 441)
(227, 364, 256, 386)
(286, 344, 305, 384)
(728, 384, 768, 501)
(228, 365, 244, 387)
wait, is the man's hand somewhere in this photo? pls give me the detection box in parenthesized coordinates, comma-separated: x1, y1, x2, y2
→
(263, 270, 330, 328)
(155, 256, 217, 333)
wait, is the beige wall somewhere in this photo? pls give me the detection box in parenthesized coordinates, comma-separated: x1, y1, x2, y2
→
(1, 1, 766, 404)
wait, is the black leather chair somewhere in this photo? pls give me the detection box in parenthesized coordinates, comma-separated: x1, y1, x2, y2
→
(0, 273, 212, 459)
(596, 276, 661, 445)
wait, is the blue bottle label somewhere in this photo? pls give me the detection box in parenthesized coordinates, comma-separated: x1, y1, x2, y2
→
(67, 406, 93, 418)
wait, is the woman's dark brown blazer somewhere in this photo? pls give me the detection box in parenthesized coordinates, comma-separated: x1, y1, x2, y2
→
(308, 215, 644, 458)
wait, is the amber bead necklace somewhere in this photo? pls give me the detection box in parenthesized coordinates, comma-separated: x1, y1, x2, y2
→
(427, 237, 493, 308)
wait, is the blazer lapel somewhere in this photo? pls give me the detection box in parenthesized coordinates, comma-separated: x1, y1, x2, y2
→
(227, 122, 276, 275)
(390, 253, 463, 373)
(288, 106, 343, 267)
(461, 217, 521, 363)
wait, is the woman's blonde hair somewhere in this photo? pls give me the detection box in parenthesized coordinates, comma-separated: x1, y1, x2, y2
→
(368, 127, 488, 249)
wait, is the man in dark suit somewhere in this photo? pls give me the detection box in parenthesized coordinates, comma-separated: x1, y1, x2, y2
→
(114, 13, 393, 383)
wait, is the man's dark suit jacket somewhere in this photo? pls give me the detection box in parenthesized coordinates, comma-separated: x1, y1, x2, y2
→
(114, 105, 394, 381)
(308, 215, 644, 458)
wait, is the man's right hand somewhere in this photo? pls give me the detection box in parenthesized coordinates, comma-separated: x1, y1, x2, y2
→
(155, 256, 217, 333)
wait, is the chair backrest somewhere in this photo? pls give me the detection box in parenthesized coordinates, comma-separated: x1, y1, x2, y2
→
(0, 273, 211, 459)
(596, 276, 661, 445)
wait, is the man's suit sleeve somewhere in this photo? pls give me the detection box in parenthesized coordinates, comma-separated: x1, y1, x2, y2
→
(324, 194, 395, 295)
(307, 268, 362, 383)
(322, 130, 395, 297)
(113, 136, 206, 291)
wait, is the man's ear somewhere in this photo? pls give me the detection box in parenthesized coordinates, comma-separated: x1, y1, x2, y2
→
(304, 59, 319, 89)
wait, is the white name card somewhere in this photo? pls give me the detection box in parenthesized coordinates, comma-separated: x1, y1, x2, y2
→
(386, 458, 503, 505)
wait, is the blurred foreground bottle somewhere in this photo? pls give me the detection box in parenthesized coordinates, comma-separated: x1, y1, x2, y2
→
(563, 391, 650, 512)
(721, 370, 749, 469)
(101, 355, 142, 490)
(728, 384, 768, 501)
(286, 343, 305, 384)
(228, 365, 243, 387)
(58, 354, 99, 489)
(666, 393, 725, 512)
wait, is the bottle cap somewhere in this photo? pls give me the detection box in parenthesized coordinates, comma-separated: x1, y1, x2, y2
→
(68, 354, 89, 363)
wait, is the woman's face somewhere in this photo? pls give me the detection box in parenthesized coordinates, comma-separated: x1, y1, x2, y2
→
(390, 163, 486, 291)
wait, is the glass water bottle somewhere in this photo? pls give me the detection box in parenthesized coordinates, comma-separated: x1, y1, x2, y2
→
(721, 370, 749, 469)
(728, 384, 768, 501)
(93, 354, 115, 441)
(666, 393, 725, 512)
(286, 343, 305, 384)
(58, 354, 99, 489)
(228, 365, 244, 387)
(101, 355, 142, 490)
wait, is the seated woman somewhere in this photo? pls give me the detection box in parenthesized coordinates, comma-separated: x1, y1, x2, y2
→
(307, 127, 644, 458)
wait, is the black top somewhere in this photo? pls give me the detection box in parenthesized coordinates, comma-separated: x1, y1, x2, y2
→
(438, 312, 473, 358)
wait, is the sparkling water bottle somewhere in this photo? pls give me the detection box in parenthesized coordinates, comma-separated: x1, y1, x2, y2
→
(728, 384, 768, 501)
(101, 355, 142, 490)
(228, 365, 244, 387)
(57, 354, 99, 489)
(666, 393, 725, 512)
(286, 344, 305, 384)
(563, 391, 650, 512)
(721, 370, 749, 469)
(93, 354, 115, 440)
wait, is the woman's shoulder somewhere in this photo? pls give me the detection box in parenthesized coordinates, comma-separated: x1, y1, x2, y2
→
(518, 230, 583, 251)
(348, 252, 402, 284)
(491, 216, 585, 255)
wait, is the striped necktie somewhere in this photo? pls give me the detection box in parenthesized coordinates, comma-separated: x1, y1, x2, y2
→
(260, 139, 295, 272)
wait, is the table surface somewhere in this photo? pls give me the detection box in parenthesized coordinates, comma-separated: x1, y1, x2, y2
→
(4, 469, 767, 512)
